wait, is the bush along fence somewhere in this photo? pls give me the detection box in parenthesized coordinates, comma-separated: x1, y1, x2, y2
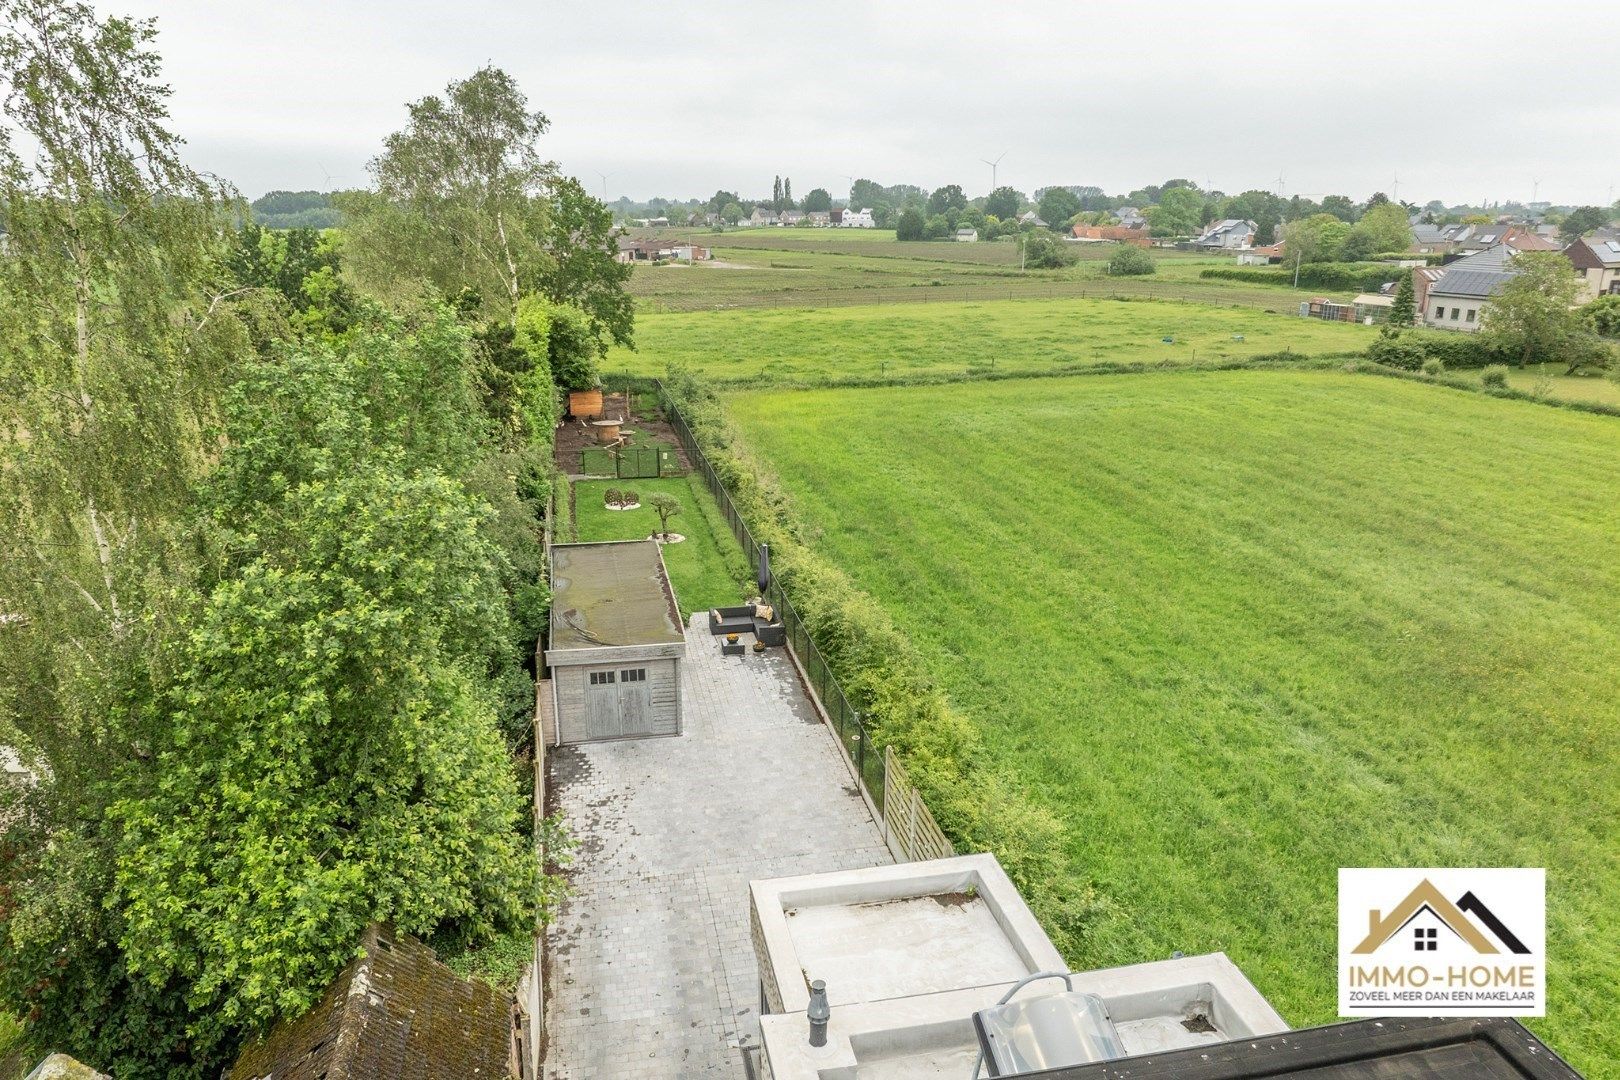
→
(662, 382, 893, 825)
(655, 369, 1137, 966)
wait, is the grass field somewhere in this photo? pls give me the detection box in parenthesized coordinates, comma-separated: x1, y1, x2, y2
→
(606, 297, 1375, 384)
(569, 475, 746, 617)
(628, 229, 1358, 313)
(726, 370, 1620, 1075)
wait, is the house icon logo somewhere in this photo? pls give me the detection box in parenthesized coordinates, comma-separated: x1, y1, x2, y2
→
(1338, 868, 1544, 1019)
(1351, 877, 1530, 956)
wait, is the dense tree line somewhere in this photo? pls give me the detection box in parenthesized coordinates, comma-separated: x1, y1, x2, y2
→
(0, 2, 624, 1075)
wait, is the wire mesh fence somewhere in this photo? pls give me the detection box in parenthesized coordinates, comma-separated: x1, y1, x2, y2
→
(661, 383, 885, 815)
(561, 445, 685, 479)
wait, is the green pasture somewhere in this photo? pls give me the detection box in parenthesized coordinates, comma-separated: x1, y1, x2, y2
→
(726, 369, 1620, 1076)
(607, 297, 1374, 384)
(627, 229, 1368, 313)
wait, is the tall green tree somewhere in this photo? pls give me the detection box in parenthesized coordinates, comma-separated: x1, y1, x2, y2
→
(1387, 272, 1417, 328)
(1560, 205, 1610, 242)
(801, 186, 832, 212)
(340, 68, 630, 351)
(0, 1, 251, 1071)
(1281, 213, 1351, 266)
(1348, 201, 1411, 254)
(984, 186, 1023, 220)
(1484, 250, 1594, 371)
(1145, 187, 1202, 236)
(340, 67, 556, 321)
(1037, 186, 1081, 227)
(928, 183, 967, 215)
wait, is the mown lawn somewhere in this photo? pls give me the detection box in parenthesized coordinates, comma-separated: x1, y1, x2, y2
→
(606, 297, 1374, 384)
(727, 370, 1620, 1076)
(570, 475, 747, 617)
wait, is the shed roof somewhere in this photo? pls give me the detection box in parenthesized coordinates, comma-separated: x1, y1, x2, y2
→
(550, 541, 684, 650)
(228, 924, 514, 1080)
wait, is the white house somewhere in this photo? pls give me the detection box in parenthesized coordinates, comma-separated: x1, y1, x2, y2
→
(1195, 219, 1258, 250)
(954, 227, 979, 242)
(1421, 246, 1522, 332)
(840, 207, 876, 228)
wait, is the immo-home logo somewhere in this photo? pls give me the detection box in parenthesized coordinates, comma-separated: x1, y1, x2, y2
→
(1338, 868, 1544, 1018)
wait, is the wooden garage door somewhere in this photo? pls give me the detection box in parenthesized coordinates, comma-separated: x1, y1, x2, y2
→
(585, 670, 621, 739)
(584, 667, 654, 739)
(616, 667, 653, 736)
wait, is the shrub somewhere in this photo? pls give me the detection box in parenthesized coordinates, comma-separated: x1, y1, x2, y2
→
(1365, 333, 1425, 371)
(1107, 246, 1156, 276)
(1422, 357, 1444, 376)
(603, 487, 620, 507)
(1581, 295, 1620, 338)
(1481, 364, 1509, 389)
(1362, 328, 1513, 371)
(1023, 233, 1076, 269)
(619, 489, 639, 507)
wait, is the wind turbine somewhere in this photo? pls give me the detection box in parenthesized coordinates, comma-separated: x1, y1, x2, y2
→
(316, 162, 342, 189)
(596, 171, 614, 202)
(1392, 170, 1400, 204)
(1532, 178, 1541, 204)
(1275, 170, 1286, 200)
(980, 152, 1007, 193)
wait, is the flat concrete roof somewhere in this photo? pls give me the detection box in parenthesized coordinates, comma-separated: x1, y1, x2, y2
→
(549, 541, 684, 650)
(752, 854, 1067, 1015)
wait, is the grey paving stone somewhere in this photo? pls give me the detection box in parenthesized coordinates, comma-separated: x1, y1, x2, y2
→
(542, 616, 893, 1078)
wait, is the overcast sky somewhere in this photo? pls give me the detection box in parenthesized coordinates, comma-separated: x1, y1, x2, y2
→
(135, 0, 1619, 208)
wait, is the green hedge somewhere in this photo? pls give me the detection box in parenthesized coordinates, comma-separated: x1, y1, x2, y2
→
(660, 365, 1141, 963)
(1365, 329, 1515, 370)
(1201, 263, 1403, 291)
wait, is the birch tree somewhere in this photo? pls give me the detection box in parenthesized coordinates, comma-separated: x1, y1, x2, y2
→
(0, 0, 244, 779)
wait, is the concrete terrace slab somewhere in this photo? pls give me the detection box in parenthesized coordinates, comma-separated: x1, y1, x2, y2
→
(542, 614, 893, 1079)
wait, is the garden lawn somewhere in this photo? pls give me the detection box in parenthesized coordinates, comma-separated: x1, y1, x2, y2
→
(607, 297, 1373, 384)
(570, 475, 746, 617)
(727, 369, 1620, 1076)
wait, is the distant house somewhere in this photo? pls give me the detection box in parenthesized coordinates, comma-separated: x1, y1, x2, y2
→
(1564, 236, 1620, 298)
(1071, 224, 1149, 247)
(1414, 221, 1554, 255)
(228, 924, 519, 1080)
(1236, 243, 1284, 265)
(748, 207, 779, 227)
(632, 216, 669, 228)
(954, 227, 979, 242)
(1018, 210, 1048, 227)
(1453, 224, 1554, 256)
(1422, 245, 1523, 332)
(1195, 218, 1258, 250)
(1115, 206, 1148, 230)
(806, 210, 831, 226)
(841, 207, 876, 228)
(829, 208, 844, 226)
(779, 210, 806, 226)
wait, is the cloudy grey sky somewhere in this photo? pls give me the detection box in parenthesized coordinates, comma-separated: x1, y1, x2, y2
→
(139, 0, 1619, 207)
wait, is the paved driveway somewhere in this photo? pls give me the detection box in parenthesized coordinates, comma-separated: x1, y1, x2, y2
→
(543, 615, 892, 1079)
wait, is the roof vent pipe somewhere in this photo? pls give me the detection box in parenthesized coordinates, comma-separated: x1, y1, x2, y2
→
(807, 979, 829, 1047)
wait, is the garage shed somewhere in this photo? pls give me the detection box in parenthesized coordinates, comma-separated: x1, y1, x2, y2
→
(545, 540, 687, 744)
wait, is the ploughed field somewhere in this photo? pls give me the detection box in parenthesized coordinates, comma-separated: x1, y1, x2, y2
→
(606, 297, 1374, 384)
(726, 370, 1620, 1075)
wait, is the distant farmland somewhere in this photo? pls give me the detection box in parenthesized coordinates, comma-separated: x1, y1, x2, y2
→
(727, 370, 1620, 1076)
(606, 296, 1375, 384)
